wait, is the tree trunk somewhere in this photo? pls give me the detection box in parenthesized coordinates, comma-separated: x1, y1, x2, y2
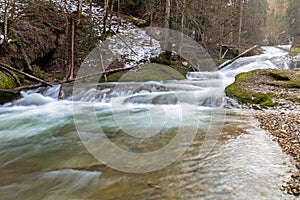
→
(164, 0, 172, 62)
(164, 0, 171, 29)
(10, 0, 16, 20)
(77, 0, 83, 24)
(238, 0, 244, 46)
(68, 19, 75, 81)
(181, 0, 185, 33)
(109, 0, 115, 31)
(89, 0, 93, 22)
(102, 0, 109, 38)
(4, 0, 9, 41)
(117, 0, 121, 32)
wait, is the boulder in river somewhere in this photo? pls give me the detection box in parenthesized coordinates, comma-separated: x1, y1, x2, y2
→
(225, 69, 300, 107)
(116, 63, 186, 82)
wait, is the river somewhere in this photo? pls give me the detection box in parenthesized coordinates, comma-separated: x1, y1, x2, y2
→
(0, 46, 297, 199)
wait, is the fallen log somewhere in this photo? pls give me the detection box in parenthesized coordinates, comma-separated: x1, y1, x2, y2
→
(0, 62, 53, 87)
(61, 66, 134, 83)
(0, 83, 43, 94)
(0, 66, 133, 94)
(218, 45, 259, 70)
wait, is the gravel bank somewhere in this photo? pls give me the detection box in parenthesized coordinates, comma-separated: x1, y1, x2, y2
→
(255, 110, 300, 196)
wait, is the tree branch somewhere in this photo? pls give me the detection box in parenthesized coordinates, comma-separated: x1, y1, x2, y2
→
(0, 62, 53, 86)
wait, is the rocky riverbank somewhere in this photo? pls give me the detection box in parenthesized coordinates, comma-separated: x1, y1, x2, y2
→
(255, 110, 300, 196)
(225, 67, 300, 197)
(226, 69, 300, 197)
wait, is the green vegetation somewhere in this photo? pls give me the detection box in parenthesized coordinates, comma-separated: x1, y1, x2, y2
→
(0, 71, 19, 104)
(268, 70, 300, 88)
(225, 69, 300, 107)
(289, 47, 300, 56)
(32, 68, 45, 79)
(118, 63, 185, 82)
(225, 72, 276, 107)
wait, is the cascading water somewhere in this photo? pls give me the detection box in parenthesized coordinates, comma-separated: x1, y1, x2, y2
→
(0, 46, 296, 199)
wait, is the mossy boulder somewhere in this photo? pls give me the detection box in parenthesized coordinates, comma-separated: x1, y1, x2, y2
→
(0, 71, 20, 104)
(118, 63, 185, 82)
(289, 47, 300, 56)
(225, 69, 300, 107)
(130, 17, 149, 27)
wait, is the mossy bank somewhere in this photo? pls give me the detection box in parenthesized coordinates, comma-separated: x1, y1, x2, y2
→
(0, 71, 21, 104)
(225, 69, 300, 107)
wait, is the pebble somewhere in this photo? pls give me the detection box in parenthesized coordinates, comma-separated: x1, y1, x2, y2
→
(255, 109, 300, 197)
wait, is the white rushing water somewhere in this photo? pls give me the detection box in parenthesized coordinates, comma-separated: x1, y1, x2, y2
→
(0, 45, 297, 199)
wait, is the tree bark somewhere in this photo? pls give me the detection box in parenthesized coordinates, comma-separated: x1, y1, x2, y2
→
(164, 0, 171, 29)
(89, 0, 93, 22)
(68, 19, 75, 81)
(238, 0, 244, 46)
(4, 0, 9, 41)
(109, 0, 115, 31)
(102, 0, 109, 38)
(0, 62, 53, 86)
(117, 0, 121, 32)
(218, 45, 259, 70)
(164, 0, 172, 62)
(77, 0, 83, 24)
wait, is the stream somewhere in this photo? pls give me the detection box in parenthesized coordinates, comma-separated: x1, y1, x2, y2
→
(0, 46, 297, 199)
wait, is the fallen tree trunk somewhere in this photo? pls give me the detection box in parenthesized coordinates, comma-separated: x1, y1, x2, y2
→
(61, 66, 134, 83)
(0, 83, 43, 94)
(218, 45, 259, 70)
(0, 62, 53, 86)
(0, 66, 132, 94)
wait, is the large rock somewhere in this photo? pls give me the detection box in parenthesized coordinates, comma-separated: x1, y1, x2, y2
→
(225, 69, 300, 107)
(116, 63, 186, 82)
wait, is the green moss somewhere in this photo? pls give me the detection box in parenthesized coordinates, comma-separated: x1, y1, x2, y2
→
(130, 17, 149, 27)
(16, 73, 25, 84)
(269, 71, 290, 81)
(213, 58, 227, 66)
(0, 71, 19, 104)
(237, 48, 260, 57)
(119, 64, 185, 82)
(226, 69, 300, 106)
(55, 74, 65, 81)
(225, 71, 276, 107)
(289, 47, 300, 56)
(268, 70, 300, 88)
(33, 68, 45, 79)
(173, 64, 190, 77)
(225, 83, 276, 107)
(106, 71, 125, 82)
(151, 53, 171, 65)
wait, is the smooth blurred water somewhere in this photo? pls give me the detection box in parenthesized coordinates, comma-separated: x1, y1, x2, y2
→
(0, 46, 296, 199)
